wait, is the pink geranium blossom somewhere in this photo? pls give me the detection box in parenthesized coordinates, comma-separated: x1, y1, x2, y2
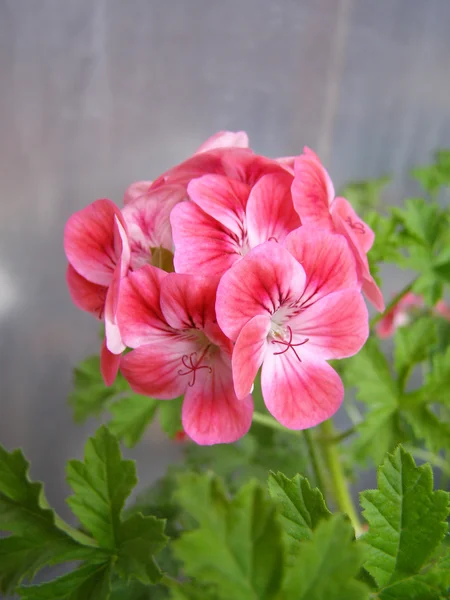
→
(64, 199, 130, 383)
(117, 266, 253, 444)
(292, 147, 384, 311)
(216, 228, 369, 429)
(376, 292, 423, 338)
(171, 170, 300, 276)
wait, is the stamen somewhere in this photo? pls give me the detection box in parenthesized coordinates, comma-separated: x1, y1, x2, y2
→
(177, 350, 212, 387)
(271, 326, 309, 362)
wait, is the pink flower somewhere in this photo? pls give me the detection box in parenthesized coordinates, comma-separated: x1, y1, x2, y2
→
(122, 184, 186, 270)
(170, 169, 300, 276)
(64, 199, 130, 384)
(435, 299, 450, 322)
(117, 266, 253, 444)
(216, 228, 369, 429)
(195, 130, 249, 153)
(376, 292, 423, 338)
(292, 147, 384, 311)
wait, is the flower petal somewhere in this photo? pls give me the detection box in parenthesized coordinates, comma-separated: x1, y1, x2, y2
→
(216, 242, 306, 341)
(171, 201, 241, 276)
(66, 264, 106, 318)
(291, 149, 334, 229)
(362, 276, 385, 312)
(64, 199, 125, 286)
(123, 184, 185, 270)
(284, 226, 359, 306)
(120, 340, 192, 399)
(246, 172, 300, 247)
(332, 196, 374, 254)
(116, 265, 171, 348)
(182, 353, 253, 444)
(290, 289, 369, 360)
(261, 351, 343, 429)
(100, 339, 121, 386)
(232, 315, 271, 398)
(187, 174, 250, 237)
(123, 180, 153, 205)
(195, 130, 249, 153)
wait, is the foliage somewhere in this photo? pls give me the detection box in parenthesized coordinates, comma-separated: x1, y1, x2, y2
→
(3, 150, 450, 598)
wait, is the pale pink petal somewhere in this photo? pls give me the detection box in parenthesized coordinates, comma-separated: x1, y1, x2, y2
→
(100, 339, 121, 386)
(246, 173, 301, 247)
(232, 315, 271, 398)
(284, 227, 359, 306)
(291, 150, 334, 230)
(275, 155, 296, 174)
(261, 351, 343, 429)
(120, 340, 192, 399)
(187, 175, 250, 237)
(104, 217, 131, 354)
(331, 196, 374, 254)
(66, 264, 106, 319)
(289, 289, 369, 360)
(182, 353, 253, 444)
(362, 276, 385, 312)
(216, 242, 306, 341)
(220, 150, 285, 187)
(435, 300, 450, 321)
(116, 265, 171, 348)
(151, 150, 229, 190)
(195, 130, 249, 153)
(171, 201, 241, 276)
(123, 180, 153, 205)
(122, 185, 185, 270)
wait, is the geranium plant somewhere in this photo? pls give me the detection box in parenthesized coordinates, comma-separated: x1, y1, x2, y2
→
(1, 132, 450, 599)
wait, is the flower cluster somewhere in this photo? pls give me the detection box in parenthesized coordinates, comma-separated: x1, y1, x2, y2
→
(64, 131, 380, 444)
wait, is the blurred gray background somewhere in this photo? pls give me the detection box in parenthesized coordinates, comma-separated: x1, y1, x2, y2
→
(1, 0, 450, 525)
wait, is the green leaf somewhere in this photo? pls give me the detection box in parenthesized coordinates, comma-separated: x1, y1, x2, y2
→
(395, 198, 442, 247)
(267, 472, 330, 549)
(433, 260, 450, 284)
(158, 398, 183, 438)
(0, 444, 95, 593)
(66, 426, 137, 549)
(109, 395, 158, 448)
(394, 317, 437, 381)
(18, 562, 111, 600)
(173, 472, 284, 600)
(409, 346, 450, 407)
(69, 356, 128, 423)
(403, 405, 450, 453)
(342, 339, 402, 464)
(280, 515, 369, 600)
(410, 166, 445, 198)
(361, 446, 449, 589)
(116, 513, 168, 585)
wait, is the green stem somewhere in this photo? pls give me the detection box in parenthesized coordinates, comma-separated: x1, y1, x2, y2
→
(252, 411, 298, 435)
(319, 419, 363, 536)
(369, 279, 417, 329)
(160, 574, 183, 589)
(321, 425, 356, 444)
(303, 429, 327, 493)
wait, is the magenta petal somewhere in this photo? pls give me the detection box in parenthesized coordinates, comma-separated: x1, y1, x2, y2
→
(120, 341, 191, 399)
(66, 264, 106, 318)
(261, 352, 343, 429)
(182, 354, 253, 445)
(64, 199, 125, 286)
(291, 151, 334, 229)
(100, 339, 121, 386)
(290, 289, 369, 360)
(216, 242, 306, 341)
(116, 265, 171, 348)
(246, 172, 300, 247)
(187, 174, 250, 237)
(195, 130, 249, 153)
(284, 227, 359, 306)
(171, 201, 241, 276)
(232, 315, 271, 398)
